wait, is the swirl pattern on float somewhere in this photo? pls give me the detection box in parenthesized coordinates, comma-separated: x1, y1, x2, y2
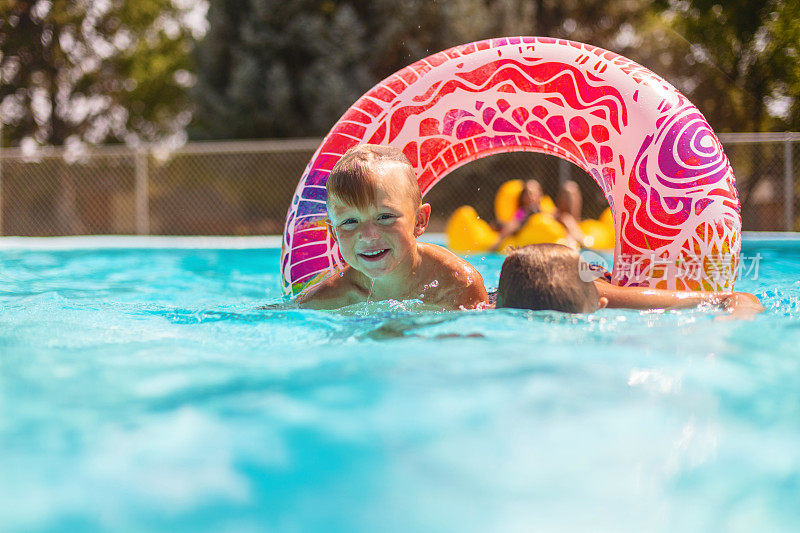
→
(281, 37, 741, 295)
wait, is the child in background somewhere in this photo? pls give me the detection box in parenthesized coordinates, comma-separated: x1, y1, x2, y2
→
(553, 180, 586, 247)
(490, 179, 587, 251)
(495, 243, 764, 316)
(490, 179, 543, 251)
(296, 144, 489, 310)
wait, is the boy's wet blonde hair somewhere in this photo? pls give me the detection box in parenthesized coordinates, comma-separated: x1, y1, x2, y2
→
(326, 144, 421, 209)
(496, 243, 598, 313)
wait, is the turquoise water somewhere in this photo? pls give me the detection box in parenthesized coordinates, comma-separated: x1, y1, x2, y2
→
(1, 238, 799, 532)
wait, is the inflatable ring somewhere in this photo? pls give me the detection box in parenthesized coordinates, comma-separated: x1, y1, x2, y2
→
(282, 37, 741, 295)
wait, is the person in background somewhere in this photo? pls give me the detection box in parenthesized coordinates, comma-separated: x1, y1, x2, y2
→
(491, 178, 589, 251)
(490, 179, 543, 251)
(553, 180, 587, 247)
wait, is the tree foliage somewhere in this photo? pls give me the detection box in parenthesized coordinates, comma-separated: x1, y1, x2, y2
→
(0, 0, 206, 148)
(648, 0, 800, 132)
(190, 0, 653, 140)
(4, 0, 798, 146)
(191, 0, 370, 139)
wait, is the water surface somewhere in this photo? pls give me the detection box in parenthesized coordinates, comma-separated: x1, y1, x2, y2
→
(1, 240, 799, 532)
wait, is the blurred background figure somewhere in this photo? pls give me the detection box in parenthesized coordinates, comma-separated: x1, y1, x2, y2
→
(554, 180, 586, 248)
(490, 179, 543, 251)
(491, 179, 587, 251)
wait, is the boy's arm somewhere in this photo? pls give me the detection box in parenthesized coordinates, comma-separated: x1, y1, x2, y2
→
(594, 280, 764, 314)
(719, 291, 765, 317)
(294, 275, 354, 310)
(424, 244, 489, 310)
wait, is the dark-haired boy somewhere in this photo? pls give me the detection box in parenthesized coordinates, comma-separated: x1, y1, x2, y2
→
(496, 243, 764, 316)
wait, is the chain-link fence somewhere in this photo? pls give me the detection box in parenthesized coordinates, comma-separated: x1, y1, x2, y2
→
(0, 133, 797, 236)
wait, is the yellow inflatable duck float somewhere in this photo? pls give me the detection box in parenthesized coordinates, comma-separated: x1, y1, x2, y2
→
(446, 179, 615, 254)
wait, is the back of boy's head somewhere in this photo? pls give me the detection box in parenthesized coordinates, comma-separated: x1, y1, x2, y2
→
(327, 144, 421, 209)
(496, 243, 598, 313)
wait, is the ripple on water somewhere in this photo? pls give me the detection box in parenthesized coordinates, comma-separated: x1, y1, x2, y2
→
(1, 244, 800, 531)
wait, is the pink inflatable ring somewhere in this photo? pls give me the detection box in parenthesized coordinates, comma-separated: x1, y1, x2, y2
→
(281, 37, 741, 296)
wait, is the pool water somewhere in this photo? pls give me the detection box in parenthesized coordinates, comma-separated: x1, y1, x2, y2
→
(1, 238, 799, 532)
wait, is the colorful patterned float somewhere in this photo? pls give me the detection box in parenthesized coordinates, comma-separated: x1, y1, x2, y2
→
(282, 37, 741, 295)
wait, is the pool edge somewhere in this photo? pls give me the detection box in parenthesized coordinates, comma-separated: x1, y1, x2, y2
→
(0, 231, 794, 250)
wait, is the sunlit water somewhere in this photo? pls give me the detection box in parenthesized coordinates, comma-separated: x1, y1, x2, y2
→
(1, 239, 799, 532)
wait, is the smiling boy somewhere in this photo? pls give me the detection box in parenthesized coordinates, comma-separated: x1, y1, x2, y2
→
(295, 144, 489, 310)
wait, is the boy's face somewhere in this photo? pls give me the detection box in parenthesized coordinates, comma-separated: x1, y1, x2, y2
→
(327, 163, 430, 280)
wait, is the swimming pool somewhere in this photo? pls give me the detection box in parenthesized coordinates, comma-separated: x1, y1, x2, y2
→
(1, 235, 799, 532)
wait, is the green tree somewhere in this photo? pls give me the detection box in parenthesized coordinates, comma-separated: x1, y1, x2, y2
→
(0, 0, 206, 148)
(642, 0, 800, 211)
(647, 0, 799, 132)
(767, 1, 800, 130)
(191, 0, 373, 139)
(191, 0, 656, 140)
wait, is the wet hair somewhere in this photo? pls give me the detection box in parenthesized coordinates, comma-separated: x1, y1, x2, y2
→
(326, 144, 421, 209)
(496, 243, 598, 313)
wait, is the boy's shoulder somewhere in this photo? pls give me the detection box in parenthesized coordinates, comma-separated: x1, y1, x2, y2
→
(418, 242, 488, 308)
(419, 242, 480, 276)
